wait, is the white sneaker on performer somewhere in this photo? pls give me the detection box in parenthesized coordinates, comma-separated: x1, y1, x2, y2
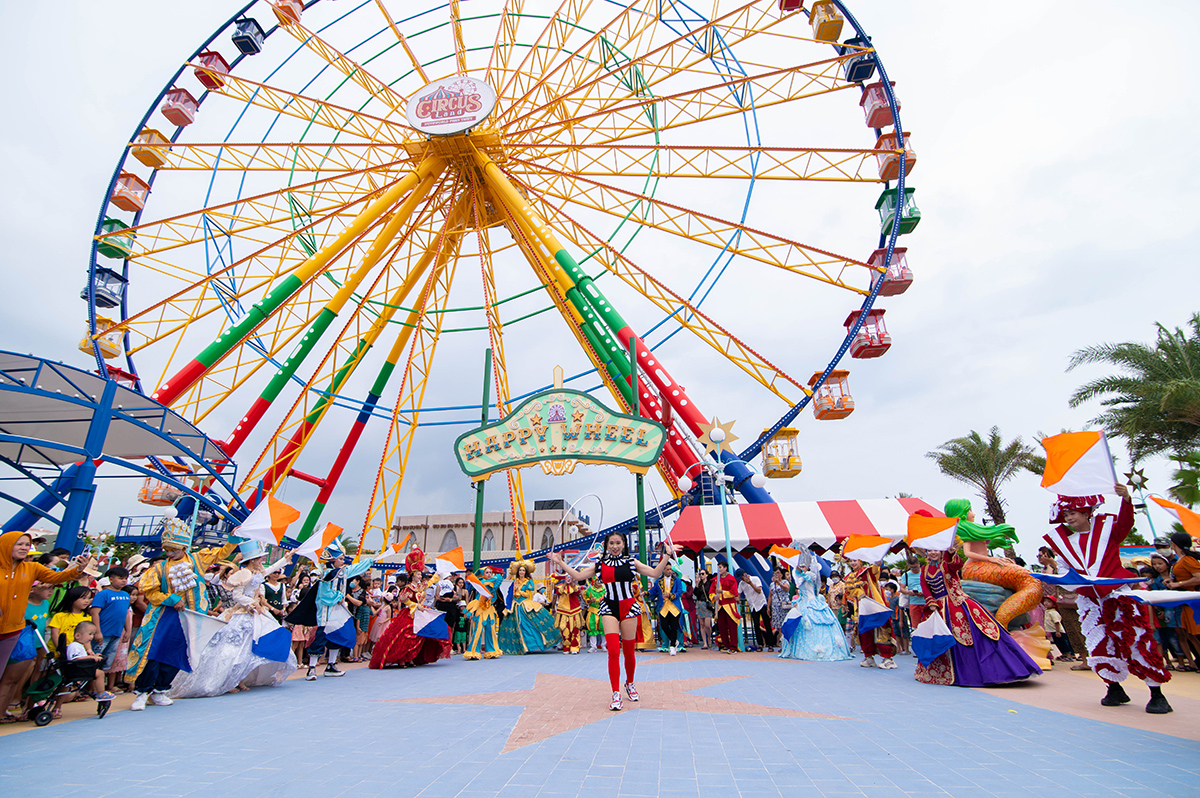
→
(669, 646, 677, 656)
(130, 693, 149, 711)
(610, 691, 623, 711)
(305, 667, 317, 681)
(149, 692, 173, 706)
(860, 656, 877, 668)
(625, 682, 639, 702)
(880, 658, 897, 670)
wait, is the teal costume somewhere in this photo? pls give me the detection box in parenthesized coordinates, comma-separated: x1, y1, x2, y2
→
(497, 577, 561, 654)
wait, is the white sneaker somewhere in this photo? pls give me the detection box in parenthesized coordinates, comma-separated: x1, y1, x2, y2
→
(304, 667, 317, 681)
(610, 691, 622, 711)
(860, 656, 877, 668)
(149, 692, 173, 706)
(669, 646, 677, 656)
(130, 693, 148, 711)
(880, 658, 897, 670)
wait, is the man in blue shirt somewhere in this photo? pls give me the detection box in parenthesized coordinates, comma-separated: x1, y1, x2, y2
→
(898, 558, 926, 639)
(90, 567, 132, 692)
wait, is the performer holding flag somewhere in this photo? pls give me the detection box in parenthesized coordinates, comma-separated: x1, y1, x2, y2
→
(286, 539, 375, 680)
(1042, 483, 1172, 714)
(550, 532, 675, 711)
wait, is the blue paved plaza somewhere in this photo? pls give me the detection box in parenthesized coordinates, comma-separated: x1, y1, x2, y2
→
(2, 650, 1196, 798)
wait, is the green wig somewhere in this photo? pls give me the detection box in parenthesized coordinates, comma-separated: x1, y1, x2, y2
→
(944, 499, 1019, 546)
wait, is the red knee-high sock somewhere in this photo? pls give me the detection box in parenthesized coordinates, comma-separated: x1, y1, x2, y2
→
(622, 637, 637, 685)
(606, 633, 621, 691)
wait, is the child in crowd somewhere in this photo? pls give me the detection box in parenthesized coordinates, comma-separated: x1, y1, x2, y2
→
(48, 586, 96, 659)
(370, 593, 393, 656)
(1042, 597, 1068, 662)
(54, 621, 114, 718)
(90, 567, 132, 693)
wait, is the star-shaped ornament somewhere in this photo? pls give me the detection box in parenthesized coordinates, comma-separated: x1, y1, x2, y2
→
(528, 413, 542, 427)
(572, 409, 586, 423)
(1125, 468, 1148, 490)
(697, 416, 739, 455)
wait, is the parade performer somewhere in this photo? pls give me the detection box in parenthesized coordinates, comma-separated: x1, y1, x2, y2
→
(843, 559, 897, 669)
(709, 560, 741, 653)
(169, 541, 297, 698)
(370, 548, 450, 668)
(550, 532, 674, 711)
(913, 547, 1041, 686)
(286, 540, 375, 680)
(779, 555, 852, 662)
(632, 579, 656, 650)
(944, 499, 1043, 630)
(1042, 484, 1172, 713)
(498, 560, 561, 654)
(127, 519, 237, 710)
(648, 563, 686, 655)
(583, 577, 606, 652)
(550, 573, 584, 654)
(463, 569, 503, 660)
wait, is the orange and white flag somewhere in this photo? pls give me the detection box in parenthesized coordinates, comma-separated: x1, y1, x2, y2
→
(434, 546, 465, 576)
(1150, 496, 1200, 539)
(392, 533, 413, 554)
(906, 514, 958, 551)
(769, 545, 803, 568)
(466, 571, 493, 598)
(1040, 431, 1118, 496)
(841, 534, 893, 563)
(293, 522, 344, 563)
(235, 494, 300, 545)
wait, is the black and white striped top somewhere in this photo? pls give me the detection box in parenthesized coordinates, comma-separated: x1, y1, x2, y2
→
(599, 553, 636, 601)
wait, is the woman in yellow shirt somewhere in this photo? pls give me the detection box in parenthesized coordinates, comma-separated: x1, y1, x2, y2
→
(48, 586, 97, 657)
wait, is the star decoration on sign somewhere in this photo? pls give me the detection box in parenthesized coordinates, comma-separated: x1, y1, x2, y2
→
(381, 672, 848, 752)
(696, 416, 739, 455)
(528, 413, 542, 427)
(1125, 468, 1148, 490)
(572, 409, 586, 423)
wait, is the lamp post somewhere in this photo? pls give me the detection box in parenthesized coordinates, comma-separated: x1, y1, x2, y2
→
(675, 418, 769, 652)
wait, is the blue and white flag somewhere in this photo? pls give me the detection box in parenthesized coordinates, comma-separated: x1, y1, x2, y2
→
(251, 613, 294, 663)
(413, 606, 450, 640)
(323, 603, 358, 650)
(499, 579, 515, 607)
(780, 605, 803, 642)
(1031, 568, 1145, 589)
(1130, 590, 1200, 611)
(147, 608, 226, 673)
(911, 610, 956, 666)
(856, 596, 892, 634)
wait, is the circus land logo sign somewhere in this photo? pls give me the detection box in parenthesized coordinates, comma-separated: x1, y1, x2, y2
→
(454, 388, 667, 482)
(405, 75, 497, 136)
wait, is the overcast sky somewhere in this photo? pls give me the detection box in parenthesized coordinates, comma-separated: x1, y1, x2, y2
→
(1, 0, 1197, 560)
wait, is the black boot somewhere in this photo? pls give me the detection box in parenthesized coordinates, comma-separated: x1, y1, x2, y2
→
(1100, 682, 1131, 706)
(1146, 687, 1173, 714)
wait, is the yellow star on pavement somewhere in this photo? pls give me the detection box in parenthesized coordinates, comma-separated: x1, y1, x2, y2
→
(381, 672, 848, 752)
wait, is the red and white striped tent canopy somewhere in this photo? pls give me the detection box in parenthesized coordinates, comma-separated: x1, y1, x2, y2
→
(669, 499, 944, 552)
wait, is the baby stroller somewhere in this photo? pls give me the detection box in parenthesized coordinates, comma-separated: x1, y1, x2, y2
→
(22, 626, 112, 727)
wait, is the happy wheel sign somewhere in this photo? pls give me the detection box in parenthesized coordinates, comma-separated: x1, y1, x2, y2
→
(454, 388, 666, 482)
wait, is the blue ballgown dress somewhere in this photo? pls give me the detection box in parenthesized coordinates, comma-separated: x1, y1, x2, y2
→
(497, 578, 561, 654)
(779, 569, 852, 662)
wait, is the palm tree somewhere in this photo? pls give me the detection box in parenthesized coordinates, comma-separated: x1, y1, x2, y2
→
(925, 427, 1040, 556)
(1068, 313, 1200, 462)
(1170, 451, 1200, 508)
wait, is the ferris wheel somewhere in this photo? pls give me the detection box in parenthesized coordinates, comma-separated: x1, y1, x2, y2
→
(81, 0, 917, 553)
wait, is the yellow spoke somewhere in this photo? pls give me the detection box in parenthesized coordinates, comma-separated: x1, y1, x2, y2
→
(195, 65, 410, 142)
(507, 143, 881, 183)
(139, 141, 412, 173)
(374, 0, 429, 82)
(502, 163, 875, 293)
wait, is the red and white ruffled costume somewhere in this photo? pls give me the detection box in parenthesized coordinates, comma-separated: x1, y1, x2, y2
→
(1043, 496, 1169, 686)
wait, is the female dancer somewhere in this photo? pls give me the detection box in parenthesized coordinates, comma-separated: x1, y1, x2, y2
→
(498, 560, 561, 654)
(913, 545, 1041, 687)
(169, 541, 297, 698)
(370, 553, 450, 669)
(550, 533, 674, 710)
(779, 555, 851, 661)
